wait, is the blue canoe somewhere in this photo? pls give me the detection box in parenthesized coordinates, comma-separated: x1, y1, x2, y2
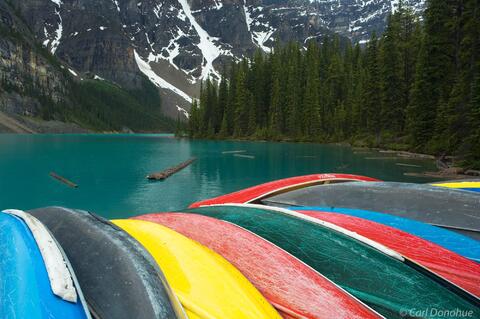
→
(292, 206, 480, 263)
(0, 210, 90, 319)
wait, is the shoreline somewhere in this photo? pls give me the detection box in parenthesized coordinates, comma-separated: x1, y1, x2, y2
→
(186, 135, 480, 179)
(351, 146, 479, 179)
(2, 125, 478, 179)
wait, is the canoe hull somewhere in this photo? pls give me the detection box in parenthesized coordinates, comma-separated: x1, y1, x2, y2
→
(181, 204, 479, 319)
(0, 212, 89, 319)
(113, 219, 282, 319)
(28, 207, 185, 319)
(134, 212, 381, 319)
(292, 206, 480, 263)
(262, 182, 480, 240)
(432, 181, 480, 193)
(295, 210, 480, 298)
(189, 173, 379, 208)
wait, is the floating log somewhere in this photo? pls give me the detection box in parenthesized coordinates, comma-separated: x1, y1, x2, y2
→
(222, 150, 247, 154)
(365, 157, 399, 160)
(233, 154, 255, 159)
(50, 172, 78, 188)
(396, 163, 422, 168)
(147, 158, 196, 180)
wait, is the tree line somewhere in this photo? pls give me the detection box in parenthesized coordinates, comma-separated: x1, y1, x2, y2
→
(188, 0, 480, 168)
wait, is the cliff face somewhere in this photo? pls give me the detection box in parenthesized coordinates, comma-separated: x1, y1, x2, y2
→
(0, 1, 68, 116)
(0, 0, 425, 130)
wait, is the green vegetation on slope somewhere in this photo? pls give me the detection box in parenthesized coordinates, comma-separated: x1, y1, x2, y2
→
(42, 77, 175, 132)
(188, 0, 480, 168)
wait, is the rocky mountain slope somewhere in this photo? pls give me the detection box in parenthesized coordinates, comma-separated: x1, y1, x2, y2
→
(0, 0, 425, 131)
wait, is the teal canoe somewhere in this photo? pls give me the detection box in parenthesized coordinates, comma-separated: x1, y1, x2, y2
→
(181, 204, 480, 319)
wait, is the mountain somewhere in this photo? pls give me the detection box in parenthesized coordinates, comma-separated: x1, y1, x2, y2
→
(0, 0, 425, 132)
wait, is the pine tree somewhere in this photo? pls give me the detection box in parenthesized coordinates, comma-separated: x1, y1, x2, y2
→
(407, 0, 456, 150)
(302, 41, 321, 138)
(269, 47, 283, 137)
(188, 99, 199, 137)
(217, 68, 228, 132)
(380, 13, 405, 133)
(233, 66, 250, 136)
(363, 32, 382, 136)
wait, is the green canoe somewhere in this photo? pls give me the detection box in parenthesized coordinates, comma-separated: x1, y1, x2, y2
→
(181, 204, 479, 319)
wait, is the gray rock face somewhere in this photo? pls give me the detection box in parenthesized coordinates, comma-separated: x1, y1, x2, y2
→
(0, 1, 68, 116)
(1, 0, 425, 123)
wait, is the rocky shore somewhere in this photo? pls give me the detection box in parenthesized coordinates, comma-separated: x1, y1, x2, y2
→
(0, 111, 89, 133)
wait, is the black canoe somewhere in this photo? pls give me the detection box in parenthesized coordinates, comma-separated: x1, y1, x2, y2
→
(262, 182, 480, 240)
(28, 207, 186, 319)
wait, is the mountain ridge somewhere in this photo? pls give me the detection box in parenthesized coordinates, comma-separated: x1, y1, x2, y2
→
(0, 0, 425, 131)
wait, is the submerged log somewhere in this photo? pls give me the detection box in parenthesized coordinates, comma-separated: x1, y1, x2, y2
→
(50, 172, 78, 188)
(233, 154, 255, 159)
(147, 158, 197, 180)
(221, 150, 246, 154)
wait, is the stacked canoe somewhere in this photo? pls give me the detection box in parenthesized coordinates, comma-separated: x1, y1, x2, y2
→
(2, 173, 479, 319)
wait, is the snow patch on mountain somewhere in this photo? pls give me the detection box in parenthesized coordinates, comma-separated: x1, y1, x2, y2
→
(177, 0, 221, 80)
(112, 0, 120, 12)
(43, 1, 63, 54)
(176, 105, 189, 118)
(244, 6, 275, 53)
(134, 50, 193, 103)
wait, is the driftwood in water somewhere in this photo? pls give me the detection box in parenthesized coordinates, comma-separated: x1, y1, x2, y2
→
(233, 154, 255, 159)
(222, 150, 246, 154)
(147, 158, 196, 180)
(50, 172, 78, 188)
(396, 163, 422, 168)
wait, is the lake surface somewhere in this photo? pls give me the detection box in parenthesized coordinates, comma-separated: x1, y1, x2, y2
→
(0, 134, 438, 219)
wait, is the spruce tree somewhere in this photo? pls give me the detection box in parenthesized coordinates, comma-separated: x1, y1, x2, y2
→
(380, 13, 405, 133)
(407, 0, 456, 150)
(362, 32, 382, 136)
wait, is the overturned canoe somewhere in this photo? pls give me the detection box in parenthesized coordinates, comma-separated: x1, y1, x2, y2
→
(294, 209, 480, 298)
(113, 219, 282, 319)
(294, 206, 480, 263)
(0, 210, 90, 319)
(28, 207, 186, 319)
(181, 204, 480, 319)
(190, 173, 379, 208)
(432, 181, 480, 193)
(133, 213, 381, 319)
(262, 182, 480, 240)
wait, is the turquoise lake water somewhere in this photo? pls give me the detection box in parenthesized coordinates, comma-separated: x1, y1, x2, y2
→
(0, 134, 438, 219)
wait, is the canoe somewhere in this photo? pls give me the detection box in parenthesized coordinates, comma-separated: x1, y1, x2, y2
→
(293, 209, 480, 297)
(293, 206, 480, 263)
(133, 213, 382, 319)
(28, 207, 186, 319)
(112, 219, 282, 319)
(0, 210, 90, 319)
(181, 204, 480, 319)
(431, 181, 480, 193)
(190, 173, 379, 208)
(261, 182, 480, 240)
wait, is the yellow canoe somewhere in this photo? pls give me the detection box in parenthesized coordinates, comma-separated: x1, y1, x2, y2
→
(112, 219, 281, 319)
(432, 181, 480, 192)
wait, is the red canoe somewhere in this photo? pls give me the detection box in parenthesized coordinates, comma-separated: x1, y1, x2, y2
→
(190, 173, 379, 208)
(296, 210, 480, 298)
(134, 213, 382, 319)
